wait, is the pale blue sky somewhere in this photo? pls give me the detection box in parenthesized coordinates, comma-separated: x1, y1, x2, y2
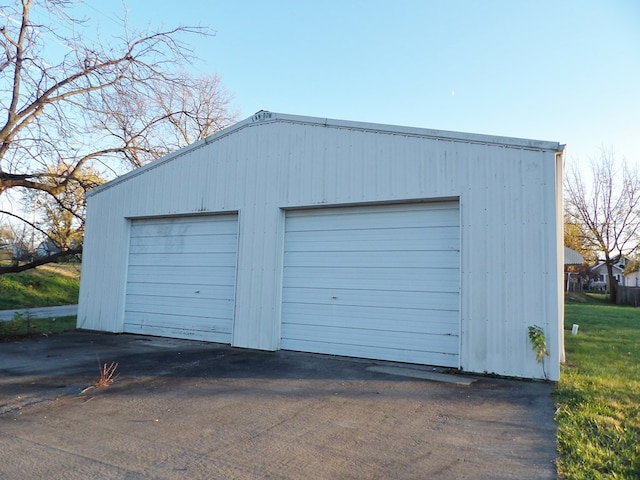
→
(82, 1, 640, 166)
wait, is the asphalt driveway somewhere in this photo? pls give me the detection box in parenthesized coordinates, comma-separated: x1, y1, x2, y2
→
(0, 332, 557, 479)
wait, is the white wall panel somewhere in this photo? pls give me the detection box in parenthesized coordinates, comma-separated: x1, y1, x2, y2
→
(78, 113, 563, 380)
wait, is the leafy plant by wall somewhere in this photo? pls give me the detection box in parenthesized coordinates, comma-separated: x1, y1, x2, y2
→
(528, 325, 549, 379)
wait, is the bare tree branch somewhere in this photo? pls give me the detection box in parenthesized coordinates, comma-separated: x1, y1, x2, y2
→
(0, 244, 82, 274)
(0, 0, 237, 274)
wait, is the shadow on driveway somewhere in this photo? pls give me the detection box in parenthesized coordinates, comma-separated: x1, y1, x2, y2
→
(0, 332, 557, 479)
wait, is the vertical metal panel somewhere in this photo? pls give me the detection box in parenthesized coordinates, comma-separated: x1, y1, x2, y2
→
(77, 195, 130, 333)
(457, 145, 561, 380)
(78, 114, 562, 379)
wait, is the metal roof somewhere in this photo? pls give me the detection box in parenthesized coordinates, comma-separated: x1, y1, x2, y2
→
(89, 111, 564, 197)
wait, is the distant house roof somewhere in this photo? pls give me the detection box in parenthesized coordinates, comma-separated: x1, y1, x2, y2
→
(564, 247, 584, 265)
(591, 262, 625, 275)
(590, 256, 631, 272)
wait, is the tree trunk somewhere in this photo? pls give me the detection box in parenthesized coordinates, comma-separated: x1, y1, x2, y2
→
(606, 261, 618, 303)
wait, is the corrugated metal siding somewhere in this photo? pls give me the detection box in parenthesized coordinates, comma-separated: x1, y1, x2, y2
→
(564, 246, 584, 265)
(281, 202, 460, 366)
(77, 196, 131, 333)
(78, 114, 562, 380)
(459, 144, 561, 379)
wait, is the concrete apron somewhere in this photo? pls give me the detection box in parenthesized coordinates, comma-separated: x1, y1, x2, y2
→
(0, 331, 557, 480)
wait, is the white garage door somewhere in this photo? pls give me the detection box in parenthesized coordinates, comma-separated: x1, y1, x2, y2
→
(124, 214, 238, 343)
(281, 202, 460, 367)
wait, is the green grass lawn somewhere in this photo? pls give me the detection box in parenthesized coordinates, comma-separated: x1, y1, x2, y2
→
(0, 315, 77, 340)
(0, 263, 80, 309)
(557, 293, 640, 479)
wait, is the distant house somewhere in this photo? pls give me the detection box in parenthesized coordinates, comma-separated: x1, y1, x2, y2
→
(590, 257, 630, 289)
(36, 239, 62, 257)
(625, 271, 640, 287)
(0, 244, 12, 262)
(623, 261, 640, 287)
(0, 242, 32, 263)
(564, 247, 586, 292)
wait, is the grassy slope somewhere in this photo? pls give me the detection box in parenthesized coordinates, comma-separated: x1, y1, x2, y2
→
(0, 264, 80, 309)
(557, 293, 640, 479)
(0, 315, 77, 339)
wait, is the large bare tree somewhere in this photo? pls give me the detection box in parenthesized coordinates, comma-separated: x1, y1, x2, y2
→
(0, 0, 237, 273)
(564, 150, 640, 302)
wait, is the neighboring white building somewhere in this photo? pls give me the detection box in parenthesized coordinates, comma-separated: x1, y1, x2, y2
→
(564, 247, 586, 292)
(78, 112, 565, 380)
(624, 270, 640, 287)
(564, 247, 584, 266)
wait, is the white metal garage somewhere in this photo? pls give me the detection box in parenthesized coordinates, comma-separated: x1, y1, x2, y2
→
(123, 214, 238, 343)
(281, 202, 460, 367)
(78, 111, 565, 380)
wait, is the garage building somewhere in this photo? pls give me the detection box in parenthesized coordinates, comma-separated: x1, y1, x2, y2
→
(78, 112, 564, 380)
